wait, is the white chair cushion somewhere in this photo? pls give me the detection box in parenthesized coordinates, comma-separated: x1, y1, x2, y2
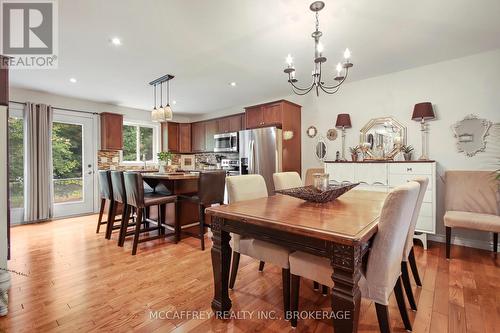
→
(402, 177, 429, 262)
(273, 172, 303, 191)
(289, 251, 332, 287)
(444, 210, 500, 232)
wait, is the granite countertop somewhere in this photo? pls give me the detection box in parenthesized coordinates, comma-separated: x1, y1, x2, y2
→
(324, 160, 435, 163)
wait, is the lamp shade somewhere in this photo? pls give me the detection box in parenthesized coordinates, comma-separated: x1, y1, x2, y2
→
(412, 102, 435, 121)
(335, 113, 352, 128)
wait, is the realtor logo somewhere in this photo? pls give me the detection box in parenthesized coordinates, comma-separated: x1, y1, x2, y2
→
(1, 0, 58, 69)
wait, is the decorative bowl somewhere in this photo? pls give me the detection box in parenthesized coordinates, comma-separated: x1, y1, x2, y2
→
(275, 183, 359, 203)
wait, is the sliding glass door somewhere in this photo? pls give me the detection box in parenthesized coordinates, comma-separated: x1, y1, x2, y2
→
(52, 112, 95, 218)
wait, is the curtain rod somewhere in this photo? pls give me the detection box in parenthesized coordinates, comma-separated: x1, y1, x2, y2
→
(9, 100, 99, 115)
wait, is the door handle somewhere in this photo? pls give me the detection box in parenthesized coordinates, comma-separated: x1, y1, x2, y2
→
(87, 171, 93, 175)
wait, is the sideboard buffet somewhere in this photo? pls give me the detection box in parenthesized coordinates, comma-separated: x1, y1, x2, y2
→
(324, 160, 436, 249)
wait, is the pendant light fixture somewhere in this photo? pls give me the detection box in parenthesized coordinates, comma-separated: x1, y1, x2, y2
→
(150, 74, 174, 122)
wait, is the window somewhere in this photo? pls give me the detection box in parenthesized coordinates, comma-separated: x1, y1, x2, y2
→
(122, 123, 158, 162)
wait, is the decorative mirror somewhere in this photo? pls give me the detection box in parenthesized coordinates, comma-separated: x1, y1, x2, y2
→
(306, 126, 318, 138)
(452, 114, 491, 157)
(326, 128, 338, 141)
(359, 116, 406, 159)
(315, 138, 327, 161)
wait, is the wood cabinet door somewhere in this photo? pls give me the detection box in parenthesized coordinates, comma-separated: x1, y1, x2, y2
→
(216, 117, 230, 134)
(167, 122, 179, 152)
(228, 114, 243, 132)
(0, 58, 8, 106)
(179, 123, 191, 153)
(100, 113, 123, 150)
(262, 102, 282, 125)
(245, 106, 263, 129)
(204, 120, 217, 152)
(191, 122, 205, 152)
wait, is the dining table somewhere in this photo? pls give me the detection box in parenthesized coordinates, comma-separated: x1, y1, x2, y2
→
(205, 190, 388, 333)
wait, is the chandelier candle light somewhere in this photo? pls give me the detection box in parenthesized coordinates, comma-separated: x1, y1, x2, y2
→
(150, 74, 174, 122)
(284, 1, 353, 96)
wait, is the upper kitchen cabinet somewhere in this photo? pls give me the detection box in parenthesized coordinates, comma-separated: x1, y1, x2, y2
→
(100, 112, 123, 150)
(216, 114, 244, 134)
(0, 56, 8, 106)
(204, 120, 217, 152)
(191, 122, 205, 152)
(161, 122, 191, 153)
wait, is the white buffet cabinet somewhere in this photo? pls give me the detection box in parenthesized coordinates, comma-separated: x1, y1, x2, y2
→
(324, 161, 436, 249)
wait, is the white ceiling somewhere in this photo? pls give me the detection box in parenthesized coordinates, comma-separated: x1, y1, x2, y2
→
(9, 0, 500, 115)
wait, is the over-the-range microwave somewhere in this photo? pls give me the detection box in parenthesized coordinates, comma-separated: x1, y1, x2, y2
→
(214, 132, 238, 152)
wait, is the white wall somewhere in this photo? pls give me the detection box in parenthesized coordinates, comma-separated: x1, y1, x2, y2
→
(10, 87, 192, 123)
(194, 49, 500, 248)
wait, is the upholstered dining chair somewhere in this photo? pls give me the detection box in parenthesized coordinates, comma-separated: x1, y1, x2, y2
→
(401, 177, 428, 311)
(304, 168, 325, 186)
(273, 172, 303, 191)
(288, 182, 420, 332)
(226, 174, 292, 313)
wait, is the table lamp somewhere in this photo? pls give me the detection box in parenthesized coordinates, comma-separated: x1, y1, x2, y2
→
(335, 113, 352, 161)
(412, 102, 435, 160)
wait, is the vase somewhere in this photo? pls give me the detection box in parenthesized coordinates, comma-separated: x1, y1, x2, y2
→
(351, 154, 358, 162)
(404, 153, 412, 161)
(158, 162, 166, 173)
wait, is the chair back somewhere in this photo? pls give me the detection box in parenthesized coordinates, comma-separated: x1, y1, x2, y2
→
(273, 172, 302, 191)
(305, 168, 324, 186)
(445, 170, 498, 215)
(198, 170, 226, 205)
(364, 181, 420, 305)
(226, 174, 268, 203)
(110, 171, 127, 204)
(124, 172, 145, 208)
(98, 170, 113, 200)
(402, 177, 428, 261)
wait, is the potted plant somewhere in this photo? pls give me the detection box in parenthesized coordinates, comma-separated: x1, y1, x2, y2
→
(157, 151, 173, 173)
(349, 146, 360, 161)
(401, 145, 414, 161)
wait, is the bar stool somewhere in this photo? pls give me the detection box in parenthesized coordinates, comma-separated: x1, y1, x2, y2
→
(123, 172, 178, 255)
(110, 171, 140, 247)
(97, 170, 122, 238)
(177, 170, 226, 250)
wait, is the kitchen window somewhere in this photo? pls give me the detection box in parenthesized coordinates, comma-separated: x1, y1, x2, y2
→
(122, 122, 159, 163)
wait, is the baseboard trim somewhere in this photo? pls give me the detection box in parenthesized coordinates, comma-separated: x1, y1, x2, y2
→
(428, 234, 494, 251)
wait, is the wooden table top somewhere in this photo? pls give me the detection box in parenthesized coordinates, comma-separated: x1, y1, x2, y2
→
(206, 190, 388, 245)
(141, 172, 199, 181)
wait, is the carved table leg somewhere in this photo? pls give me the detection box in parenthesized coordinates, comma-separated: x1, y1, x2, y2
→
(331, 243, 363, 333)
(210, 217, 232, 317)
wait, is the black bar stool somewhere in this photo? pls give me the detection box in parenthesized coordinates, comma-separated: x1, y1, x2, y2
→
(97, 170, 121, 238)
(178, 170, 226, 250)
(124, 172, 178, 255)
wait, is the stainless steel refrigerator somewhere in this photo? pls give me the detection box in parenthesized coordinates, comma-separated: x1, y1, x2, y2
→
(239, 127, 282, 195)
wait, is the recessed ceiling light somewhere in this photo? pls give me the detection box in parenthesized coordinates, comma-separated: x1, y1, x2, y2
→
(229, 82, 237, 87)
(69, 78, 77, 83)
(172, 100, 177, 105)
(110, 37, 122, 46)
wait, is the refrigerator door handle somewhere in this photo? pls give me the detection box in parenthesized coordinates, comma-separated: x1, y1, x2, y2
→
(249, 140, 255, 174)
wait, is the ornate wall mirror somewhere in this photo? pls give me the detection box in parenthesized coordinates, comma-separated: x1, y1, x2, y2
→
(306, 126, 318, 138)
(452, 114, 491, 157)
(315, 138, 327, 161)
(359, 116, 406, 159)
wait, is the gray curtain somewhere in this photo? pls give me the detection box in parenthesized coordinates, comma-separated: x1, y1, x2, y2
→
(24, 103, 54, 222)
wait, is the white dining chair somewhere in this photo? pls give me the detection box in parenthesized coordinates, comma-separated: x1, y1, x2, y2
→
(401, 177, 428, 311)
(226, 174, 292, 313)
(273, 172, 303, 191)
(288, 182, 420, 332)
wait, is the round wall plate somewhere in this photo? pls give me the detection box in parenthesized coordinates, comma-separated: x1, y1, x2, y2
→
(326, 128, 338, 141)
(306, 126, 318, 138)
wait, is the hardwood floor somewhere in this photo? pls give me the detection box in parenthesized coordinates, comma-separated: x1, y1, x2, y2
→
(1, 215, 499, 332)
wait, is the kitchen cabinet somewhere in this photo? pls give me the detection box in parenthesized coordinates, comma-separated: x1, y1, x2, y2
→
(161, 122, 192, 153)
(167, 122, 179, 152)
(0, 56, 8, 106)
(191, 122, 205, 152)
(179, 123, 191, 153)
(204, 120, 217, 152)
(216, 117, 230, 134)
(245, 106, 263, 129)
(100, 112, 123, 150)
(216, 114, 244, 134)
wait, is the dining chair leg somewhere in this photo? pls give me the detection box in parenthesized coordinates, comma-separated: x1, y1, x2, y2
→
(158, 204, 165, 235)
(258, 261, 265, 272)
(446, 226, 451, 259)
(131, 208, 143, 255)
(282, 268, 290, 313)
(321, 285, 328, 296)
(375, 303, 391, 333)
(401, 261, 417, 311)
(105, 200, 117, 240)
(394, 277, 412, 331)
(408, 247, 422, 287)
(313, 281, 319, 291)
(493, 232, 498, 253)
(174, 199, 181, 243)
(96, 198, 106, 233)
(229, 251, 240, 289)
(199, 204, 205, 251)
(118, 205, 131, 247)
(290, 274, 300, 328)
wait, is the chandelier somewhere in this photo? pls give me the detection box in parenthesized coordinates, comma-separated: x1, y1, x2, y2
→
(150, 74, 174, 122)
(283, 1, 353, 96)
